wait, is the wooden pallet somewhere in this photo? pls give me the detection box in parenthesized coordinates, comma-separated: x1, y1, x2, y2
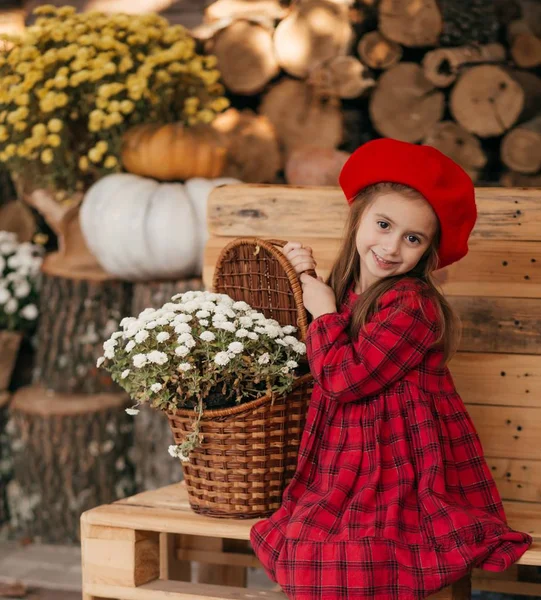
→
(78, 482, 508, 600)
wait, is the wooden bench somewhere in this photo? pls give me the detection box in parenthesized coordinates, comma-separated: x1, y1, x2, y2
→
(81, 482, 481, 599)
(203, 183, 541, 596)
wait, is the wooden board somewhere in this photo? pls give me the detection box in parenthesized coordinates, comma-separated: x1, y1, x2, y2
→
(204, 236, 541, 298)
(450, 353, 541, 408)
(451, 297, 541, 355)
(207, 185, 541, 241)
(467, 405, 541, 461)
(486, 458, 541, 503)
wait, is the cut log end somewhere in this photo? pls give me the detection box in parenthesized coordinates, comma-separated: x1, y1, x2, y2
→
(423, 121, 487, 182)
(501, 115, 541, 174)
(450, 65, 529, 137)
(369, 63, 445, 143)
(357, 30, 402, 70)
(308, 56, 375, 99)
(378, 0, 442, 47)
(273, 0, 353, 79)
(212, 20, 280, 95)
(211, 108, 282, 183)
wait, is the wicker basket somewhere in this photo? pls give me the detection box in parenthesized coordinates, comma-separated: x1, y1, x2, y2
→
(166, 238, 314, 518)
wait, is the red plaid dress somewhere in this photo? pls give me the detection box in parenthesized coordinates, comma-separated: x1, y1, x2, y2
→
(250, 278, 531, 599)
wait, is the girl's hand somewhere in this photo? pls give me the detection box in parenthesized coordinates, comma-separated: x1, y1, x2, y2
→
(282, 241, 317, 276)
(299, 272, 337, 319)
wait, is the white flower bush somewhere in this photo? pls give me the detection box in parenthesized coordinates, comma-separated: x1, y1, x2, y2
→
(0, 231, 43, 332)
(98, 290, 307, 460)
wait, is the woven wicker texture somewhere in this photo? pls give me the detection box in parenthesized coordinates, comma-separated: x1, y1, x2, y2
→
(168, 238, 314, 518)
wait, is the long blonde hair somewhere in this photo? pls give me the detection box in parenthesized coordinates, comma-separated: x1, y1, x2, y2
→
(328, 182, 461, 365)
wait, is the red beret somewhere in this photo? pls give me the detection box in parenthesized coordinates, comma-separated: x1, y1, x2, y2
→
(338, 138, 477, 269)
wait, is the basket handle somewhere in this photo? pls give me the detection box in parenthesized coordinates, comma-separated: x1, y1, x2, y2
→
(264, 239, 318, 280)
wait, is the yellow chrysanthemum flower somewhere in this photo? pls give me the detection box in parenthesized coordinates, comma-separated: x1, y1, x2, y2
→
(79, 156, 89, 171)
(88, 147, 102, 163)
(41, 148, 54, 164)
(104, 155, 117, 169)
(47, 118, 63, 133)
(47, 134, 61, 147)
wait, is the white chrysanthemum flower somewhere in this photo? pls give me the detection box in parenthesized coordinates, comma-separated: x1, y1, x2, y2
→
(121, 369, 130, 379)
(228, 341, 244, 354)
(247, 332, 258, 340)
(103, 338, 117, 350)
(120, 316, 136, 328)
(239, 316, 253, 328)
(177, 332, 194, 344)
(4, 298, 17, 314)
(156, 331, 170, 343)
(258, 353, 270, 365)
(233, 301, 250, 311)
(0, 288, 11, 304)
(135, 329, 149, 343)
(104, 348, 115, 359)
(201, 301, 216, 311)
(125, 340, 136, 352)
(156, 317, 170, 326)
(293, 342, 306, 354)
(147, 351, 168, 365)
(178, 362, 192, 371)
(287, 360, 299, 369)
(174, 322, 191, 334)
(214, 351, 230, 366)
(111, 331, 123, 340)
(183, 300, 199, 313)
(264, 325, 281, 338)
(20, 303, 38, 320)
(199, 319, 209, 326)
(96, 356, 105, 368)
(212, 313, 227, 323)
(133, 353, 148, 368)
(175, 345, 190, 357)
(200, 331, 215, 342)
(168, 444, 179, 457)
(150, 383, 162, 393)
(281, 366, 289, 374)
(173, 314, 192, 323)
(145, 320, 158, 329)
(275, 338, 287, 346)
(125, 407, 140, 416)
(282, 325, 296, 334)
(196, 310, 210, 318)
(14, 281, 30, 298)
(283, 335, 298, 346)
(235, 328, 249, 338)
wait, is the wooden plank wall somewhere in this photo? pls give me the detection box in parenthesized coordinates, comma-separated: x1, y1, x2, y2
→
(204, 184, 541, 505)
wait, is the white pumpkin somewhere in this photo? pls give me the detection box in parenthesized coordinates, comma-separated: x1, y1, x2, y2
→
(80, 173, 239, 281)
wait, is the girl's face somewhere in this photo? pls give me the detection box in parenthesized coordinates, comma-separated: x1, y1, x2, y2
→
(355, 191, 438, 292)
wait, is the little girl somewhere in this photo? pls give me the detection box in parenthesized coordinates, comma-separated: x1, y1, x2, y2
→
(250, 138, 532, 599)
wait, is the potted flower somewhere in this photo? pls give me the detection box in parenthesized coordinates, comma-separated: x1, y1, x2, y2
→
(98, 289, 311, 517)
(0, 5, 230, 274)
(0, 231, 43, 391)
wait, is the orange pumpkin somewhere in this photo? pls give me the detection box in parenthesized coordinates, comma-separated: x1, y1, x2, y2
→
(121, 123, 227, 181)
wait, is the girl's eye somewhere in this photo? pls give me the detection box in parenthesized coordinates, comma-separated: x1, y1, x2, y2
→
(407, 235, 420, 244)
(377, 221, 389, 229)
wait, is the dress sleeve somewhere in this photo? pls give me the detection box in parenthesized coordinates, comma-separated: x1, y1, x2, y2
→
(305, 286, 440, 403)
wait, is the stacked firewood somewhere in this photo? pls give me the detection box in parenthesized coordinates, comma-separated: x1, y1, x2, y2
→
(196, 0, 541, 186)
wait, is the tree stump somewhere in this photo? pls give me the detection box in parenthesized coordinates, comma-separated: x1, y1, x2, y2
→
(423, 121, 487, 182)
(131, 277, 204, 491)
(450, 66, 541, 138)
(34, 271, 133, 394)
(500, 170, 541, 187)
(7, 386, 135, 543)
(501, 114, 541, 174)
(307, 56, 375, 99)
(0, 392, 12, 529)
(369, 62, 445, 142)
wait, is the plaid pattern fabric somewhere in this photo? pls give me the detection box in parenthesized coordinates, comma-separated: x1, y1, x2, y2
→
(250, 278, 531, 599)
